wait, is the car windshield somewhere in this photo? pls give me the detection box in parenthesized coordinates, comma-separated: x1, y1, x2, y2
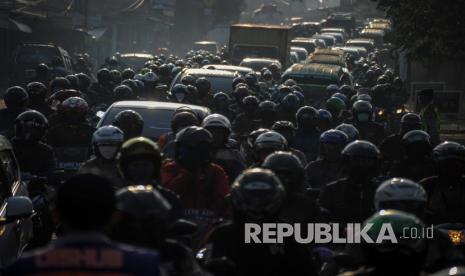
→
(233, 46, 278, 63)
(290, 41, 316, 53)
(119, 56, 152, 70)
(16, 46, 60, 65)
(100, 107, 175, 140)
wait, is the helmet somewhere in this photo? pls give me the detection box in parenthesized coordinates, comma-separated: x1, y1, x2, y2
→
(318, 109, 332, 120)
(296, 106, 318, 129)
(50, 77, 71, 93)
(92, 125, 124, 160)
(254, 131, 287, 152)
(320, 129, 348, 144)
(175, 126, 213, 168)
(14, 110, 48, 142)
(171, 84, 189, 102)
(213, 92, 230, 109)
(271, 121, 296, 143)
(262, 151, 304, 193)
(352, 100, 373, 123)
(277, 85, 293, 95)
(113, 110, 144, 140)
(259, 100, 277, 112)
(280, 93, 300, 110)
(326, 84, 339, 95)
(233, 86, 250, 102)
(65, 74, 80, 89)
(171, 111, 199, 133)
(26, 82, 48, 103)
(158, 64, 171, 77)
(134, 74, 144, 81)
(332, 92, 347, 103)
(122, 68, 135, 80)
(283, 79, 296, 87)
(195, 77, 211, 94)
(143, 72, 159, 84)
(242, 95, 260, 112)
(58, 97, 88, 123)
(118, 137, 161, 182)
(335, 123, 360, 142)
(247, 128, 270, 149)
(97, 68, 112, 84)
(175, 126, 212, 147)
(433, 141, 465, 162)
(326, 97, 346, 113)
(4, 86, 29, 108)
(232, 77, 246, 89)
(76, 73, 91, 91)
(400, 113, 422, 134)
(338, 84, 353, 96)
(342, 140, 380, 159)
(202, 114, 231, 131)
(113, 85, 134, 101)
(374, 177, 427, 212)
(231, 168, 285, 221)
(402, 130, 431, 145)
(35, 63, 49, 76)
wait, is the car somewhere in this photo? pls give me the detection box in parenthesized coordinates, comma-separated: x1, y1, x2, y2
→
(360, 28, 385, 48)
(171, 68, 238, 94)
(333, 47, 362, 60)
(335, 46, 368, 58)
(290, 47, 309, 62)
(202, 64, 254, 76)
(0, 135, 34, 267)
(193, 41, 219, 53)
(97, 101, 210, 141)
(118, 53, 154, 71)
(306, 54, 347, 67)
(290, 38, 317, 54)
(312, 34, 336, 48)
(320, 28, 348, 41)
(321, 32, 345, 45)
(281, 63, 352, 102)
(11, 43, 73, 85)
(346, 38, 376, 52)
(239, 58, 282, 72)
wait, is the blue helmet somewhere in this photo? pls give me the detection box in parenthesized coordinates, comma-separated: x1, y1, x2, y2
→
(332, 92, 348, 103)
(320, 129, 349, 144)
(318, 109, 333, 120)
(326, 84, 339, 95)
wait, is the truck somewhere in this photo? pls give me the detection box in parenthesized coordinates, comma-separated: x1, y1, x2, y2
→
(229, 24, 292, 68)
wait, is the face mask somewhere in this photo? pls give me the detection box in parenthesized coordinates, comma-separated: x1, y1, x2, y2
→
(126, 160, 155, 185)
(97, 144, 119, 160)
(357, 113, 370, 123)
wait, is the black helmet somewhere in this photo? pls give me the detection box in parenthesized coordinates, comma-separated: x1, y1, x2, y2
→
(158, 64, 171, 77)
(113, 110, 144, 140)
(175, 125, 212, 147)
(402, 130, 431, 146)
(242, 95, 259, 113)
(65, 74, 80, 89)
(181, 74, 197, 86)
(97, 68, 112, 84)
(113, 85, 134, 101)
(121, 79, 139, 94)
(352, 100, 373, 123)
(122, 68, 135, 80)
(58, 97, 88, 124)
(247, 128, 270, 149)
(50, 77, 71, 93)
(277, 85, 293, 95)
(259, 100, 276, 112)
(113, 185, 172, 248)
(4, 86, 28, 109)
(118, 137, 162, 183)
(338, 84, 353, 96)
(342, 140, 380, 159)
(231, 168, 285, 221)
(14, 110, 48, 142)
(400, 113, 422, 134)
(195, 77, 211, 94)
(26, 82, 48, 104)
(262, 151, 304, 193)
(171, 84, 189, 101)
(433, 141, 465, 162)
(35, 63, 49, 76)
(296, 106, 318, 129)
(271, 120, 296, 145)
(76, 73, 91, 91)
(280, 93, 300, 110)
(175, 126, 213, 167)
(171, 111, 199, 133)
(233, 85, 250, 103)
(214, 92, 230, 106)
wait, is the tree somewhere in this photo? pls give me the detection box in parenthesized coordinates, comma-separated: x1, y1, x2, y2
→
(374, 0, 465, 61)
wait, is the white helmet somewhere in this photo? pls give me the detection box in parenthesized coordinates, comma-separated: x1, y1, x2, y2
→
(143, 71, 159, 83)
(254, 131, 288, 152)
(92, 125, 124, 160)
(374, 178, 427, 210)
(335, 123, 360, 142)
(202, 114, 231, 131)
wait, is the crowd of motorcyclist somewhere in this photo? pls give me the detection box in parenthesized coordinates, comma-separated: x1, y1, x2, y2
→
(0, 37, 464, 276)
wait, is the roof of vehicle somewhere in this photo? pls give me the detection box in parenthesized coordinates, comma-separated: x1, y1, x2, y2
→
(321, 28, 346, 33)
(313, 48, 345, 57)
(306, 55, 346, 67)
(202, 64, 253, 73)
(284, 63, 343, 77)
(231, 24, 291, 30)
(291, 47, 308, 53)
(292, 38, 317, 43)
(313, 34, 336, 39)
(361, 28, 385, 36)
(240, 57, 281, 64)
(180, 68, 237, 78)
(194, 41, 218, 45)
(369, 22, 391, 30)
(370, 19, 391, 24)
(109, 101, 209, 113)
(120, 53, 154, 59)
(21, 43, 57, 48)
(346, 38, 375, 45)
(0, 135, 13, 151)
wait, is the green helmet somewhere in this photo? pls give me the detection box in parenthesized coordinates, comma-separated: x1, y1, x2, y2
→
(326, 97, 346, 111)
(117, 137, 161, 181)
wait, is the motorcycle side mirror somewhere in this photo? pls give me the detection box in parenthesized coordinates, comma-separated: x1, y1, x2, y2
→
(0, 196, 34, 225)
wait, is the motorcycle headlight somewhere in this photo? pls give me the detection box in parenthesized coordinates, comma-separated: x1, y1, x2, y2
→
(448, 230, 465, 246)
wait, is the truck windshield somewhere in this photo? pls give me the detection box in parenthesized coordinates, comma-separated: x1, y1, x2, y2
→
(233, 45, 278, 62)
(16, 46, 60, 65)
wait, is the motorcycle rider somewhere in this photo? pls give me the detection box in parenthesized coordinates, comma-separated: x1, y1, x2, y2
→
(79, 125, 126, 189)
(202, 114, 246, 184)
(200, 168, 317, 276)
(258, 100, 277, 129)
(389, 130, 435, 182)
(335, 123, 360, 143)
(3, 174, 163, 275)
(294, 106, 321, 162)
(112, 109, 144, 141)
(34, 63, 50, 85)
(232, 95, 261, 137)
(113, 84, 135, 102)
(306, 129, 349, 191)
(25, 82, 54, 118)
(0, 86, 30, 138)
(160, 111, 200, 159)
(276, 93, 300, 124)
(319, 140, 381, 223)
(317, 109, 333, 133)
(350, 100, 386, 145)
(419, 141, 465, 224)
(379, 112, 423, 174)
(195, 77, 214, 108)
(271, 121, 307, 166)
(212, 92, 234, 121)
(89, 68, 115, 106)
(161, 126, 230, 230)
(252, 131, 288, 165)
(325, 97, 346, 128)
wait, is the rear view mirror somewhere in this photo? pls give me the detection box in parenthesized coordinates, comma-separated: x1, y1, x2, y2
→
(1, 196, 34, 225)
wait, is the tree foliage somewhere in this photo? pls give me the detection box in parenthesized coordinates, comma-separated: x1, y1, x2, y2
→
(374, 0, 465, 61)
